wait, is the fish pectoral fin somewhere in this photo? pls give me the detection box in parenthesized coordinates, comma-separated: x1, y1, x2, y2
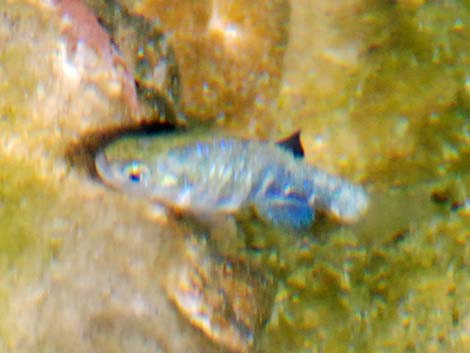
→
(254, 197, 314, 230)
(188, 211, 245, 254)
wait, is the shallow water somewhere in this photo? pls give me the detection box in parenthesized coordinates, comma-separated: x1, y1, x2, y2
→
(1, 0, 470, 352)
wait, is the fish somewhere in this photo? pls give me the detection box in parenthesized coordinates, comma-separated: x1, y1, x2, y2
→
(95, 132, 369, 229)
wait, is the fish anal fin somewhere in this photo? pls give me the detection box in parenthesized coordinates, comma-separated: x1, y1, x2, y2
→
(254, 196, 314, 230)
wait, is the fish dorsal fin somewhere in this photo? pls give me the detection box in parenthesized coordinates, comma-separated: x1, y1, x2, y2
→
(276, 130, 304, 158)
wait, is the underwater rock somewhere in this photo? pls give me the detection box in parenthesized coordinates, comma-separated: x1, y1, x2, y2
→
(0, 0, 151, 154)
(0, 3, 253, 352)
(166, 236, 275, 353)
(83, 0, 182, 123)
(132, 0, 290, 124)
(53, 0, 140, 116)
(5, 191, 230, 353)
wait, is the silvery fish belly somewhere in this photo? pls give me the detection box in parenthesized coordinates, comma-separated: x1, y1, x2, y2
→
(95, 136, 369, 229)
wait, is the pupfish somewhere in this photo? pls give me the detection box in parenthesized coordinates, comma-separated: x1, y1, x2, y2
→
(95, 132, 369, 229)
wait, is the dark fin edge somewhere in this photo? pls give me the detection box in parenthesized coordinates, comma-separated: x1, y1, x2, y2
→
(276, 130, 304, 158)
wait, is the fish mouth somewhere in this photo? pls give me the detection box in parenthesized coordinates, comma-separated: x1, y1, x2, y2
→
(94, 150, 113, 183)
(95, 150, 129, 191)
(95, 150, 150, 195)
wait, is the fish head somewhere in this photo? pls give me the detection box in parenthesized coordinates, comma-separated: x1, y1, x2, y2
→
(95, 150, 153, 195)
(95, 150, 196, 207)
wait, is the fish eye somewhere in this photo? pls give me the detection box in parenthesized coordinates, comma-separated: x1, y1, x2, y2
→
(122, 161, 149, 184)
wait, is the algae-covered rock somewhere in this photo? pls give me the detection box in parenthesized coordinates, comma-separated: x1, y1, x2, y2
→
(0, 0, 144, 160)
(4, 189, 233, 353)
(257, 1, 470, 352)
(2, 0, 470, 353)
(82, 0, 183, 124)
(131, 0, 290, 126)
(0, 1, 247, 352)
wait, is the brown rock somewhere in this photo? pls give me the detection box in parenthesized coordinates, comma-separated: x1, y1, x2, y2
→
(136, 0, 290, 123)
(0, 0, 142, 156)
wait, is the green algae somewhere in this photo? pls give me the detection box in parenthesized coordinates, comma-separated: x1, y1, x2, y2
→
(0, 7, 60, 337)
(0, 156, 58, 268)
(0, 44, 37, 128)
(0, 5, 57, 266)
(254, 2, 470, 352)
(348, 1, 470, 184)
(0, 2, 58, 263)
(0, 157, 59, 346)
(258, 179, 470, 353)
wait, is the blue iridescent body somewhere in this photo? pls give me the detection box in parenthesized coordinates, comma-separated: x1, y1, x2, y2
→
(95, 135, 369, 229)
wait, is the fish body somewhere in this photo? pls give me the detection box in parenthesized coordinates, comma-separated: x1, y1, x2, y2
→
(95, 135, 369, 229)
